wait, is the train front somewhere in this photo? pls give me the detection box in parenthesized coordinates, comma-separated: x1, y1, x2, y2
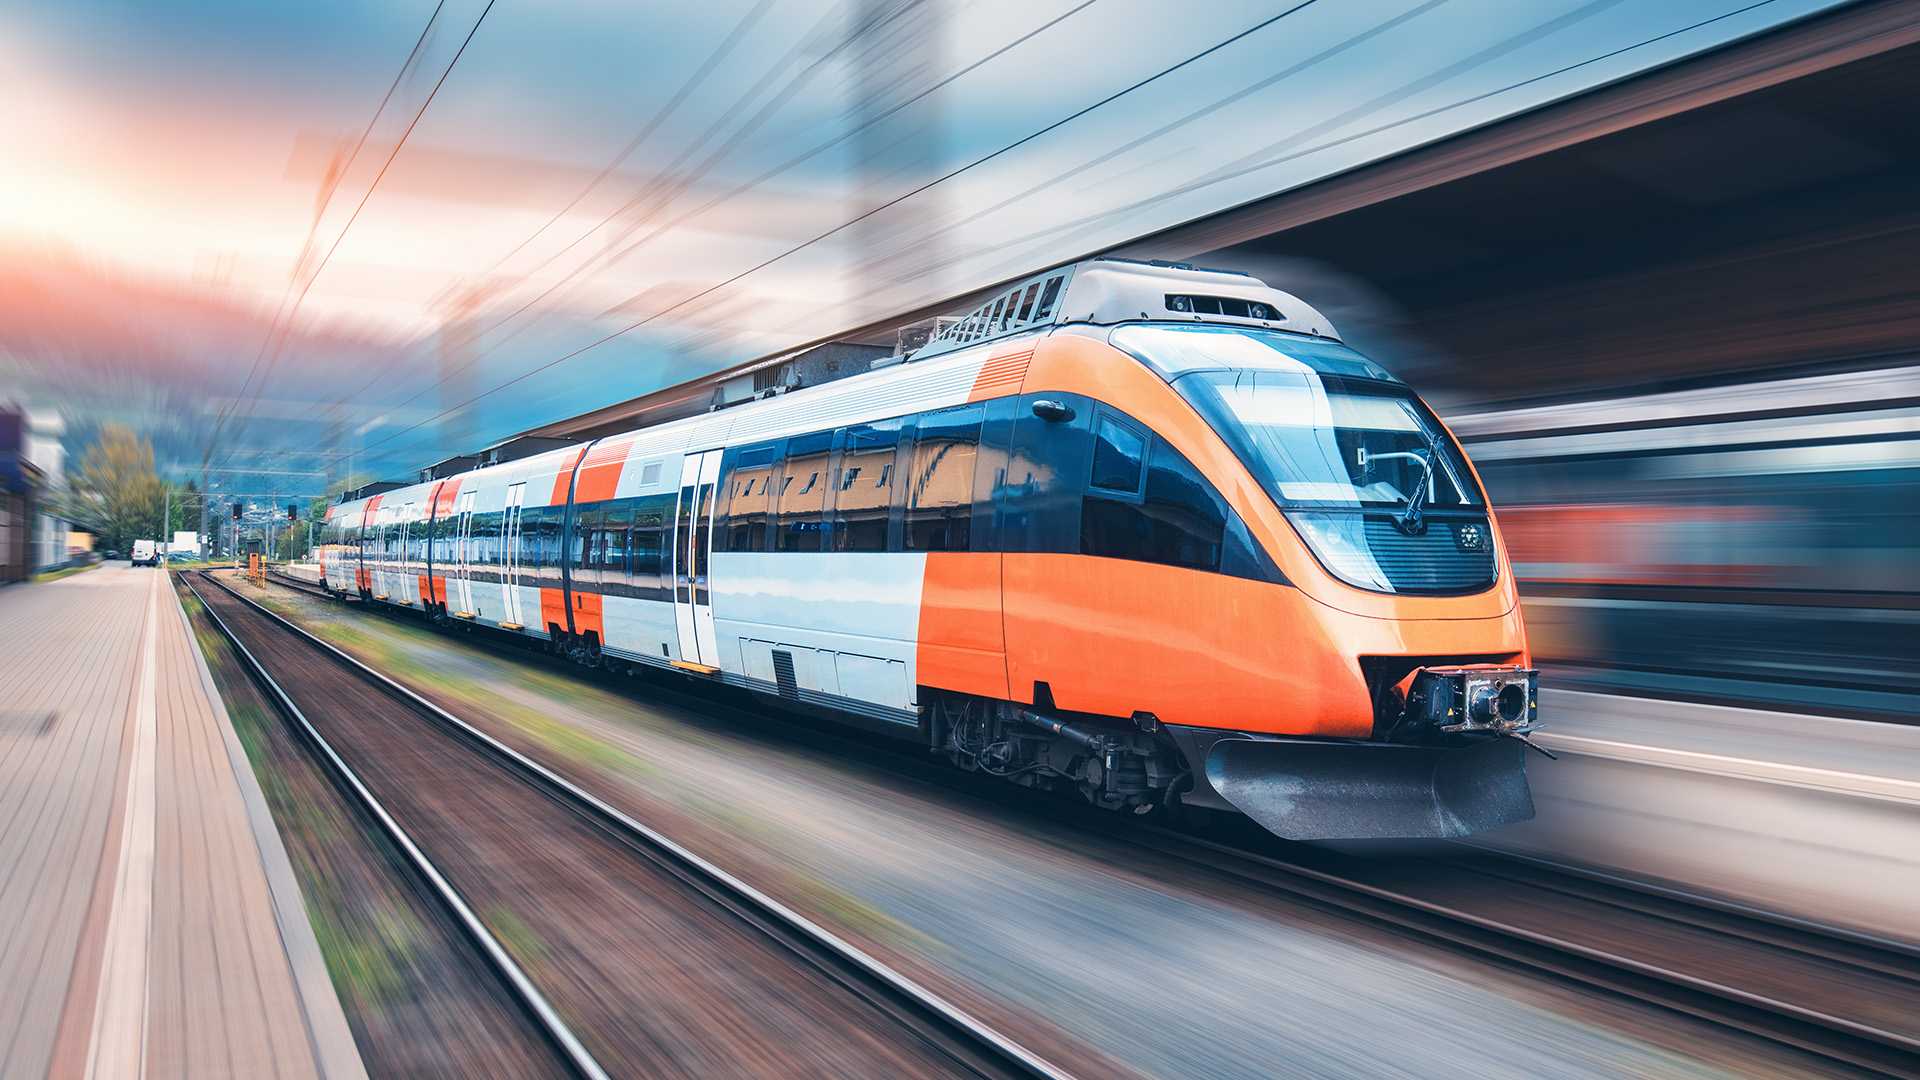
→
(1074, 271, 1541, 841)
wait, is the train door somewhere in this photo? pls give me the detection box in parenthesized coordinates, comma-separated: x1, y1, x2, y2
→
(672, 449, 722, 668)
(501, 482, 527, 628)
(398, 517, 412, 603)
(374, 520, 389, 597)
(453, 491, 476, 616)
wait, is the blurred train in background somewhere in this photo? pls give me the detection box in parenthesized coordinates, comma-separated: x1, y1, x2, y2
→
(1116, 7, 1920, 732)
(1454, 365, 1918, 723)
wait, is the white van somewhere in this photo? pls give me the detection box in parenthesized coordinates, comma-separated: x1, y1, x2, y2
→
(131, 539, 158, 567)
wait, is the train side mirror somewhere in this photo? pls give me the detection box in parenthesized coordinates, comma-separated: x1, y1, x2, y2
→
(1031, 399, 1075, 423)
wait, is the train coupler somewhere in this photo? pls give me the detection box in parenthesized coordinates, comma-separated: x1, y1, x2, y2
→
(1396, 665, 1539, 739)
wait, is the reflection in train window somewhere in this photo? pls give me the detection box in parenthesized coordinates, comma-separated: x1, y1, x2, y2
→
(906, 405, 983, 551)
(720, 441, 782, 553)
(776, 431, 833, 552)
(835, 420, 902, 552)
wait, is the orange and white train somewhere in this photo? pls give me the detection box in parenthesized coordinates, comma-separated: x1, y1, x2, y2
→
(322, 259, 1541, 840)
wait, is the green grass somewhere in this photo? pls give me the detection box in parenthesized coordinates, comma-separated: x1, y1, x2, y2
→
(32, 561, 100, 583)
(483, 905, 549, 971)
(306, 901, 417, 1006)
(175, 577, 419, 1012)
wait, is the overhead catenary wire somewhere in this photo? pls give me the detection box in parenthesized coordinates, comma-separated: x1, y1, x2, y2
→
(953, 0, 1787, 268)
(302, 1, 1791, 476)
(313, 1, 1329, 469)
(302, 0, 1010, 439)
(305, 0, 786, 432)
(203, 0, 450, 466)
(208, 0, 498, 473)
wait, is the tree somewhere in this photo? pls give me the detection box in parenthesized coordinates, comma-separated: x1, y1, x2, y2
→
(62, 425, 166, 551)
(168, 480, 198, 535)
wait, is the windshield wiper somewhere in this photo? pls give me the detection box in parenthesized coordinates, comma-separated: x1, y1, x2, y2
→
(1357, 446, 1434, 533)
(1395, 449, 1432, 534)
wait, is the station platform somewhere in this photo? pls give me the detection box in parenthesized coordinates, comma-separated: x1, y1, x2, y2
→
(0, 565, 363, 1079)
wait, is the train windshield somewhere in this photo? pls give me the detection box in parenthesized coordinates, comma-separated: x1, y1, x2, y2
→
(1112, 324, 1481, 511)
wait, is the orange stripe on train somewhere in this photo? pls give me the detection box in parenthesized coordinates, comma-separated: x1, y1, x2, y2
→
(549, 447, 588, 506)
(573, 436, 631, 503)
(967, 346, 1032, 403)
(915, 552, 1009, 700)
(418, 574, 448, 606)
(571, 590, 603, 640)
(539, 586, 568, 636)
(431, 478, 462, 517)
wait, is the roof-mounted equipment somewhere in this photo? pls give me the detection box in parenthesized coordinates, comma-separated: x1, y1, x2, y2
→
(909, 257, 1339, 362)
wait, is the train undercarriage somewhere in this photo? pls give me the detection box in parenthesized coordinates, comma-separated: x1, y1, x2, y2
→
(418, 602, 1539, 842)
(925, 668, 1542, 841)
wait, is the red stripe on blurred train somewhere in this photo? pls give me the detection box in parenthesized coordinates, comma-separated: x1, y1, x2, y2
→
(319, 260, 1540, 841)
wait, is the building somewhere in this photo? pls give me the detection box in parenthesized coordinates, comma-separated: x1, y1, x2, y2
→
(0, 404, 72, 583)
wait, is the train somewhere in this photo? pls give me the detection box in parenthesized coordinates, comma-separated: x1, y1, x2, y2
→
(320, 259, 1541, 841)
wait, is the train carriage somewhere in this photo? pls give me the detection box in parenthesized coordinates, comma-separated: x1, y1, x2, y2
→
(326, 259, 1543, 841)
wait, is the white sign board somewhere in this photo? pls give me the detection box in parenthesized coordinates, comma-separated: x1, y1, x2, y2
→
(171, 530, 200, 556)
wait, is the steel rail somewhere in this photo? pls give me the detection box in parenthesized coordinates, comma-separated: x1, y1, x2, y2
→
(1128, 828, 1920, 1078)
(264, 568, 333, 599)
(180, 572, 611, 1080)
(198, 571, 1068, 1080)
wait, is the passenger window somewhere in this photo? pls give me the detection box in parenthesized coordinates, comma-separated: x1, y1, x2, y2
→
(905, 405, 983, 551)
(775, 431, 833, 552)
(598, 502, 633, 574)
(719, 441, 781, 553)
(1090, 414, 1146, 494)
(1083, 436, 1221, 571)
(571, 505, 601, 571)
(1140, 439, 1226, 571)
(630, 494, 671, 595)
(834, 419, 902, 552)
(998, 392, 1092, 554)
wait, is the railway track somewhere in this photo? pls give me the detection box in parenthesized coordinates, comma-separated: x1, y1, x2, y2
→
(263, 568, 332, 598)
(192, 571, 1062, 1080)
(184, 572, 600, 1079)
(1131, 829, 1920, 1078)
(255, 570, 1920, 1077)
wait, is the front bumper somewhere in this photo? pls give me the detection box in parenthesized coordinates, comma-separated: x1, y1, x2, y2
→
(1167, 725, 1536, 841)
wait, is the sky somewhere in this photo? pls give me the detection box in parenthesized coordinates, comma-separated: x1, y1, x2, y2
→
(0, 0, 1849, 496)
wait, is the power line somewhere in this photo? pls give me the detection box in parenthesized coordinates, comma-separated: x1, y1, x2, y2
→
(305, 1, 913, 435)
(304, 0, 786, 432)
(965, 0, 1784, 264)
(203, 0, 449, 463)
(284, 0, 1080, 467)
(843, 0, 1446, 284)
(315, 0, 1780, 475)
(472, 0, 778, 284)
(209, 0, 498, 471)
(326, 2, 1321, 469)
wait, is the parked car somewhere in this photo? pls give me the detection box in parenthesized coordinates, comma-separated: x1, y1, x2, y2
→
(130, 539, 158, 567)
